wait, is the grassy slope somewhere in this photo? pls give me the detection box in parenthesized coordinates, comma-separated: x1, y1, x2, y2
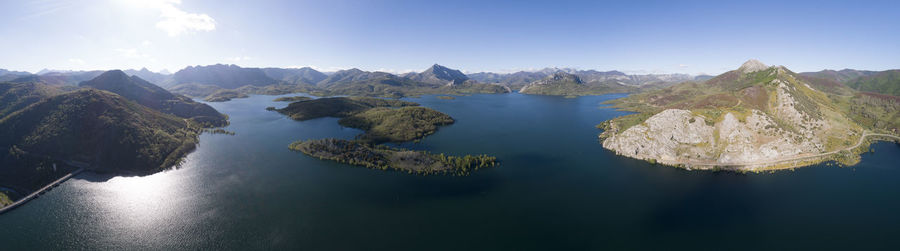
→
(0, 82, 61, 119)
(275, 97, 418, 121)
(338, 106, 455, 143)
(521, 80, 634, 96)
(846, 70, 900, 96)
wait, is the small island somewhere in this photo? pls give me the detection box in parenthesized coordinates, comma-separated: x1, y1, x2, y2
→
(290, 139, 496, 175)
(205, 89, 249, 102)
(437, 96, 456, 100)
(273, 96, 498, 175)
(274, 96, 418, 121)
(0, 191, 13, 207)
(273, 96, 312, 102)
(337, 106, 454, 143)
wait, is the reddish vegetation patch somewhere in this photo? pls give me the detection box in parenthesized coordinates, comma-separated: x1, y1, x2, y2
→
(649, 90, 690, 107)
(859, 92, 900, 102)
(685, 93, 738, 109)
(798, 75, 846, 94)
(739, 85, 769, 110)
(705, 70, 740, 87)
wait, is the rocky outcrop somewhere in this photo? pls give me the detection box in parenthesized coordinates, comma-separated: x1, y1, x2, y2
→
(600, 60, 857, 170)
(602, 109, 715, 163)
(520, 72, 582, 92)
(738, 59, 768, 73)
(602, 108, 824, 168)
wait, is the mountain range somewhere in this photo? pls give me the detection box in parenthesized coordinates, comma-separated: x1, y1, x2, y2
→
(2, 63, 898, 99)
(518, 72, 635, 96)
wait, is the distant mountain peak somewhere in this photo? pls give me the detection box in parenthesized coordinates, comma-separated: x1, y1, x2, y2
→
(548, 72, 583, 84)
(739, 59, 768, 73)
(94, 69, 130, 81)
(408, 64, 468, 86)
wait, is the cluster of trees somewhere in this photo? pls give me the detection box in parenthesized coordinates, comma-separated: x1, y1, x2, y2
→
(290, 139, 498, 176)
(846, 93, 900, 133)
(434, 153, 498, 175)
(273, 96, 311, 102)
(290, 139, 393, 170)
(0, 191, 12, 207)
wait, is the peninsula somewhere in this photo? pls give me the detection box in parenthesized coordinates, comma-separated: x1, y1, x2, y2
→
(599, 60, 900, 171)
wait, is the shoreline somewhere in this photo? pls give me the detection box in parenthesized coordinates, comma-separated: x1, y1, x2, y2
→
(0, 168, 84, 215)
(604, 132, 900, 172)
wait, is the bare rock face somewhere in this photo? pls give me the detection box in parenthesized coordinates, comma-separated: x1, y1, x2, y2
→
(600, 60, 859, 170)
(519, 72, 582, 93)
(602, 109, 715, 163)
(602, 108, 827, 168)
(738, 59, 768, 73)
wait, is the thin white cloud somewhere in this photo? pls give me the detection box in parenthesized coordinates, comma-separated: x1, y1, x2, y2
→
(68, 58, 85, 65)
(141, 40, 153, 47)
(375, 68, 416, 74)
(678, 64, 689, 68)
(116, 48, 151, 59)
(125, 0, 216, 36)
(225, 56, 252, 62)
(288, 65, 348, 72)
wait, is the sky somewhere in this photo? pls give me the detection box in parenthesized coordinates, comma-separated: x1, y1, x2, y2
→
(0, 0, 898, 75)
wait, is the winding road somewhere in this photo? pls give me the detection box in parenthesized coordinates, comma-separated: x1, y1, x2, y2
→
(665, 132, 900, 169)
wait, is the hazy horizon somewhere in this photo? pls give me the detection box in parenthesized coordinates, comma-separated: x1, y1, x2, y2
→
(1, 0, 898, 75)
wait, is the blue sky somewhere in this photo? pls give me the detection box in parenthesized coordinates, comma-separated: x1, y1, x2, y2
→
(1, 0, 898, 75)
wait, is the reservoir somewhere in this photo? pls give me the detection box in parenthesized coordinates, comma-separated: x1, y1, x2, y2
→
(1, 93, 899, 249)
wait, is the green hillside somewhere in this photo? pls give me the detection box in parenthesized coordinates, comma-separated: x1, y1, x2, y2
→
(846, 70, 900, 96)
(0, 90, 202, 190)
(81, 70, 228, 127)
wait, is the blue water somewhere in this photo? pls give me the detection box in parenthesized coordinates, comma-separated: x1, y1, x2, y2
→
(1, 93, 899, 249)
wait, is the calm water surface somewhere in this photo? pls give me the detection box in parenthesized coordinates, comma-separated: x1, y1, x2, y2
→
(1, 93, 899, 249)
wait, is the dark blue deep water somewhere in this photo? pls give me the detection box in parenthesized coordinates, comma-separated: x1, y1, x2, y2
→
(1, 93, 899, 249)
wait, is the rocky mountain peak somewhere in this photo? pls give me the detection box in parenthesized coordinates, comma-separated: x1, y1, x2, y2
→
(91, 69, 131, 83)
(407, 64, 468, 86)
(739, 59, 768, 73)
(547, 72, 582, 84)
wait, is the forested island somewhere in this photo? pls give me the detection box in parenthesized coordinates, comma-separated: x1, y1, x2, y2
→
(274, 96, 498, 174)
(273, 96, 311, 102)
(204, 89, 248, 102)
(290, 139, 496, 175)
(0, 191, 13, 207)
